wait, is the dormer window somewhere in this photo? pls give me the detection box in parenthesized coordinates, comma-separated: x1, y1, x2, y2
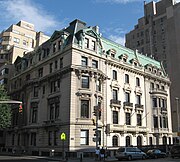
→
(85, 38, 89, 48)
(108, 49, 116, 58)
(111, 53, 115, 58)
(53, 43, 56, 53)
(91, 40, 96, 51)
(130, 58, 139, 66)
(58, 40, 62, 50)
(119, 54, 128, 62)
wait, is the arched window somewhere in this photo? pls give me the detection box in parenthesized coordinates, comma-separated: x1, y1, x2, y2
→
(126, 136, 131, 147)
(112, 136, 118, 147)
(137, 136, 142, 147)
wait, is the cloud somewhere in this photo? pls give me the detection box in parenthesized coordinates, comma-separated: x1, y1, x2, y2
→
(109, 35, 125, 46)
(0, 0, 65, 34)
(96, 0, 142, 4)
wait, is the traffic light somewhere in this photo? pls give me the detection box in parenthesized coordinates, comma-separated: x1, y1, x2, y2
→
(19, 103, 23, 113)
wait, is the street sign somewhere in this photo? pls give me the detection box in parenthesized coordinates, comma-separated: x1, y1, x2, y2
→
(60, 132, 66, 140)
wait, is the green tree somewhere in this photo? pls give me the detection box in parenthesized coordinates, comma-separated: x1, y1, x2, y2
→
(0, 85, 11, 128)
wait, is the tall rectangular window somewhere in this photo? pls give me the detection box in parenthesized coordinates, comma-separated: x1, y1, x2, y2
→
(125, 74, 129, 83)
(150, 82, 154, 89)
(113, 89, 118, 100)
(137, 114, 142, 126)
(49, 63, 53, 73)
(136, 77, 140, 86)
(113, 70, 117, 80)
(32, 106, 38, 123)
(85, 38, 89, 48)
(126, 113, 131, 125)
(58, 40, 62, 50)
(136, 95, 141, 105)
(113, 111, 118, 124)
(152, 97, 157, 107)
(96, 80, 101, 92)
(48, 131, 52, 146)
(60, 58, 63, 68)
(53, 43, 56, 52)
(31, 133, 36, 146)
(55, 60, 58, 69)
(92, 60, 98, 68)
(153, 116, 158, 128)
(50, 104, 54, 120)
(38, 68, 43, 77)
(80, 130, 89, 145)
(55, 103, 59, 119)
(81, 100, 89, 118)
(54, 130, 58, 146)
(125, 92, 130, 102)
(33, 86, 38, 97)
(81, 76, 89, 88)
(91, 40, 96, 50)
(81, 56, 88, 66)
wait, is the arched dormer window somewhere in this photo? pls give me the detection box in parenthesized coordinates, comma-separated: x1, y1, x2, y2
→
(119, 53, 128, 62)
(130, 58, 139, 66)
(107, 48, 116, 58)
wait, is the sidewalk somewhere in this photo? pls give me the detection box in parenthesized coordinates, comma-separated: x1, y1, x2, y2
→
(44, 156, 117, 162)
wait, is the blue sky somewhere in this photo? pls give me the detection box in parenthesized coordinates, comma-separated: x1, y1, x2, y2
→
(0, 0, 179, 45)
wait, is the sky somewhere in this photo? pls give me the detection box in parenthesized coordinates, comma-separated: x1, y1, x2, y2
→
(0, 0, 180, 45)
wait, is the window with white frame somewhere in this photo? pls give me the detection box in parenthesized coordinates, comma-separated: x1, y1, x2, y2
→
(125, 74, 129, 83)
(48, 131, 52, 146)
(113, 89, 118, 100)
(81, 75, 89, 88)
(126, 112, 131, 125)
(85, 38, 89, 48)
(81, 56, 88, 66)
(80, 130, 89, 145)
(92, 60, 98, 68)
(136, 95, 141, 105)
(113, 70, 117, 80)
(13, 37, 20, 43)
(125, 92, 130, 102)
(112, 136, 118, 147)
(91, 40, 96, 50)
(113, 111, 118, 124)
(136, 77, 140, 86)
(81, 100, 89, 118)
(137, 114, 142, 126)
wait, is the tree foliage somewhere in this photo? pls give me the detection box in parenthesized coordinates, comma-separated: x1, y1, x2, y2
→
(0, 85, 11, 128)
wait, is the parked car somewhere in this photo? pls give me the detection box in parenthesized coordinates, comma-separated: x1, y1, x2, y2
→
(115, 146, 147, 161)
(146, 149, 167, 159)
(170, 145, 180, 158)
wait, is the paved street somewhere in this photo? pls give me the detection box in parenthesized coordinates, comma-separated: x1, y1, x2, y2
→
(0, 155, 179, 162)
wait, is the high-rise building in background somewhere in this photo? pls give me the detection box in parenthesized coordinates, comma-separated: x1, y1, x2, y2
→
(125, 0, 180, 136)
(4, 19, 172, 156)
(0, 20, 49, 90)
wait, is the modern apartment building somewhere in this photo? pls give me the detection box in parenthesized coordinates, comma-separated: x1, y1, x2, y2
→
(125, 0, 180, 135)
(0, 20, 49, 89)
(5, 19, 172, 156)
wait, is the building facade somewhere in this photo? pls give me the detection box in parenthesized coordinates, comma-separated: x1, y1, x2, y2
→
(0, 20, 49, 90)
(125, 0, 180, 135)
(5, 19, 172, 156)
